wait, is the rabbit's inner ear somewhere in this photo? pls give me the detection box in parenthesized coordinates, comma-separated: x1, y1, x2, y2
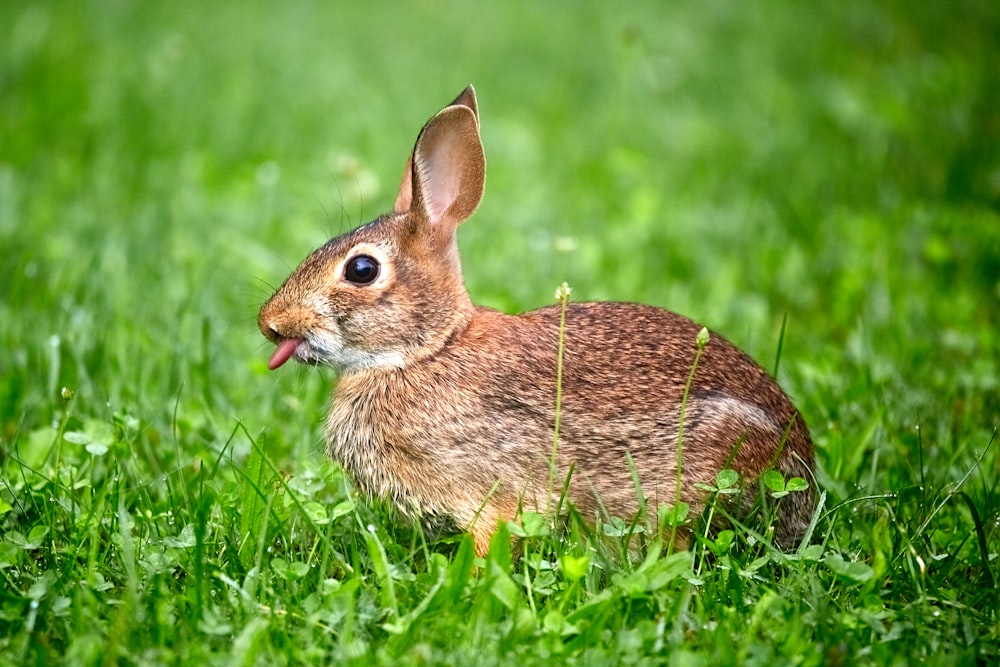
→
(409, 106, 485, 231)
(394, 88, 479, 218)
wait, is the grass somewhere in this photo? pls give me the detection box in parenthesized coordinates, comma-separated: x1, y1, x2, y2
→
(2, 0, 999, 664)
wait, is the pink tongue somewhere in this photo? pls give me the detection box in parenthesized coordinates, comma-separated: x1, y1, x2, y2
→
(268, 338, 302, 371)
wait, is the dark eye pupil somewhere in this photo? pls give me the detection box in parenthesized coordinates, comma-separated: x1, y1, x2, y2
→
(345, 255, 379, 285)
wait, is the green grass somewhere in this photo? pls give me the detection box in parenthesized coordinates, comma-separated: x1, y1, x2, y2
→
(2, 0, 999, 664)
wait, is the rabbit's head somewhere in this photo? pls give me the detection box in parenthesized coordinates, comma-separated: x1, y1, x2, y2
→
(259, 87, 485, 373)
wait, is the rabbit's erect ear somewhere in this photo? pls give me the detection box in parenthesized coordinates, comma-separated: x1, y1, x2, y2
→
(449, 85, 479, 126)
(393, 155, 415, 214)
(393, 100, 485, 230)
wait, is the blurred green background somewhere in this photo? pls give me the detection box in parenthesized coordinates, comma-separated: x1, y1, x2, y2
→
(1, 0, 998, 660)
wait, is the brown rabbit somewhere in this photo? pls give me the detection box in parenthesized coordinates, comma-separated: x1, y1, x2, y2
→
(259, 86, 815, 556)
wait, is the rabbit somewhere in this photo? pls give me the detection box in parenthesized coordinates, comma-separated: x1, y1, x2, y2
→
(259, 85, 815, 557)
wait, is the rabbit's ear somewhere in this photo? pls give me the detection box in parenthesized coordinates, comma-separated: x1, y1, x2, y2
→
(393, 155, 415, 214)
(449, 85, 479, 126)
(393, 103, 485, 229)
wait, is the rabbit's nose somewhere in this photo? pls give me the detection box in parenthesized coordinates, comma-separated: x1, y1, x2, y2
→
(261, 322, 282, 342)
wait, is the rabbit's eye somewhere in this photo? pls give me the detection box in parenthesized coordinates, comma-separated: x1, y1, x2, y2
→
(344, 254, 380, 285)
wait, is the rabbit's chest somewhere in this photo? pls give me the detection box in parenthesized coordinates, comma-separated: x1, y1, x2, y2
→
(322, 374, 503, 511)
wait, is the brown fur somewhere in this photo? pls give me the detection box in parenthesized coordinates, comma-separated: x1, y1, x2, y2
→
(259, 86, 815, 557)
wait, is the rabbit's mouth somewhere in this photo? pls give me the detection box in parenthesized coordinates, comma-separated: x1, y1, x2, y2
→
(268, 337, 303, 370)
(267, 335, 405, 373)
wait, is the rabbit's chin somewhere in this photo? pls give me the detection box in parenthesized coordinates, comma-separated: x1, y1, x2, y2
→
(278, 334, 406, 374)
(325, 348, 406, 373)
